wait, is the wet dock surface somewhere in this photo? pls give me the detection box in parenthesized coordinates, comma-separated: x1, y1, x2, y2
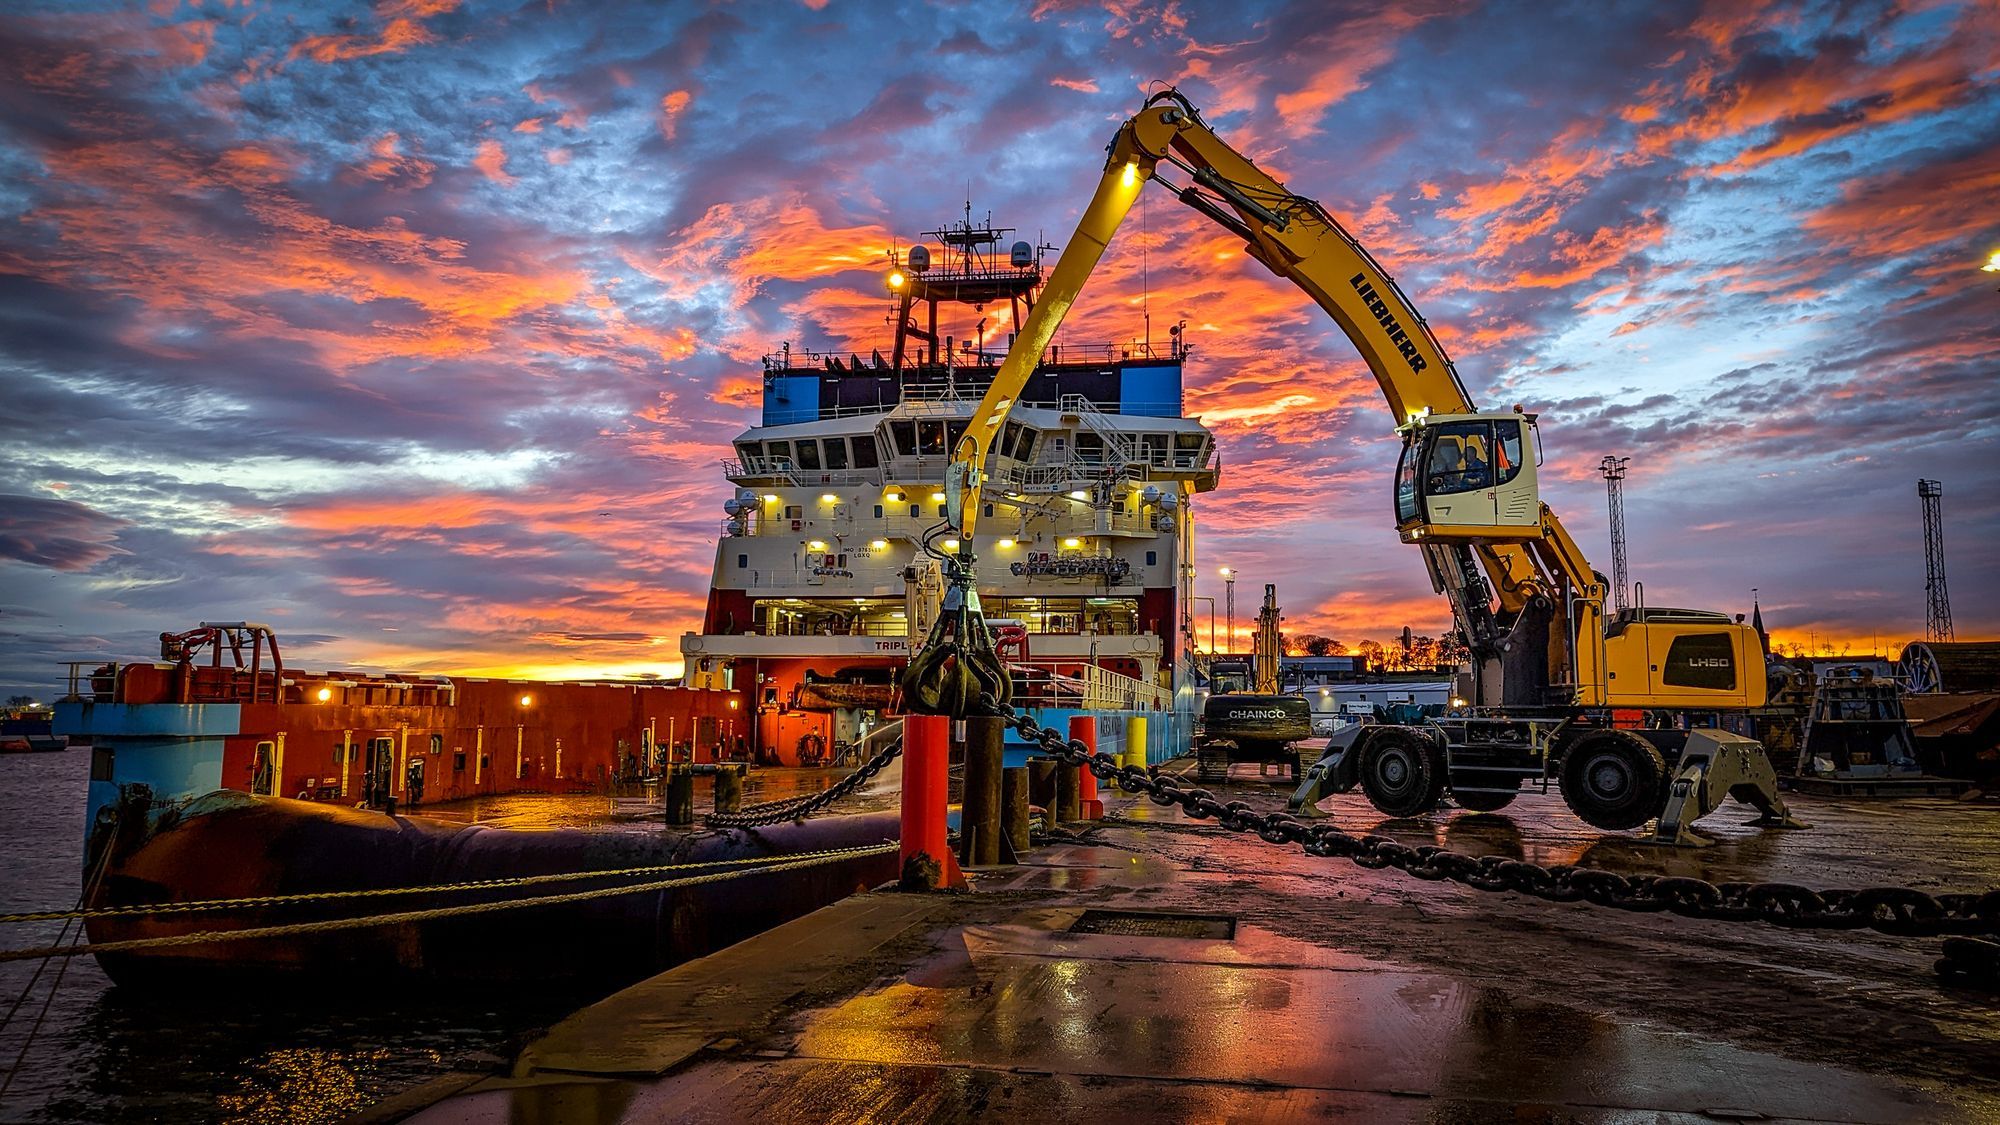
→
(411, 766, 895, 831)
(397, 768, 2000, 1123)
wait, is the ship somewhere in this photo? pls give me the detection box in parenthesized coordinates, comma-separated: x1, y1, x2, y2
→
(1, 703, 69, 752)
(680, 208, 1218, 765)
(42, 207, 1218, 984)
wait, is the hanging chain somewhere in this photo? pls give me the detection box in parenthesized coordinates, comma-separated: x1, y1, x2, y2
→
(703, 737, 903, 829)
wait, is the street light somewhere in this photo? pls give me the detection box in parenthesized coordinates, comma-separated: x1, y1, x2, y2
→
(1192, 596, 1217, 659)
(1219, 567, 1236, 655)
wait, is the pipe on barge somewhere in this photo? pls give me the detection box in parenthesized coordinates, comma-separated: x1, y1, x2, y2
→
(85, 791, 899, 988)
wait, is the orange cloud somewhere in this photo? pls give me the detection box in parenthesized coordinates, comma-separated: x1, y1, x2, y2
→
(473, 138, 514, 186)
(659, 89, 692, 141)
(351, 132, 434, 189)
(1639, 1, 1997, 175)
(1802, 144, 2000, 264)
(22, 133, 588, 370)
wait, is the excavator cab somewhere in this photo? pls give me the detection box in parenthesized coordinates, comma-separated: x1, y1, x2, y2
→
(1394, 411, 1541, 543)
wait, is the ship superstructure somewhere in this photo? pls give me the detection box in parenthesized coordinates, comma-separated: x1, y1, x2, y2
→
(681, 211, 1220, 760)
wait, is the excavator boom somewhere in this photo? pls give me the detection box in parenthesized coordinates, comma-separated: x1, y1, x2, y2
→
(919, 87, 1765, 723)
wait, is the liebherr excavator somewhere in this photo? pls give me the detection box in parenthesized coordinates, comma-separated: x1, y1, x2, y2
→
(901, 89, 1802, 843)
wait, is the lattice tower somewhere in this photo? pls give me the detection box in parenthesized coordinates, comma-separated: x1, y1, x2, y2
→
(1919, 479, 1953, 643)
(1600, 456, 1631, 615)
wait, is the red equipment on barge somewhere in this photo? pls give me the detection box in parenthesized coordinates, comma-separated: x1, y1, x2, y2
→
(61, 622, 753, 821)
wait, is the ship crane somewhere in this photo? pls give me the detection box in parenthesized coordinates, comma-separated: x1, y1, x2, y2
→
(900, 88, 1801, 842)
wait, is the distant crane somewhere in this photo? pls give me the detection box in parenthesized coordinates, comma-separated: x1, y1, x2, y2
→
(1919, 479, 1953, 642)
(1600, 456, 1631, 615)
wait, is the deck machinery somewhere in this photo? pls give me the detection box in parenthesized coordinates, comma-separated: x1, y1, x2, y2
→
(902, 89, 1801, 844)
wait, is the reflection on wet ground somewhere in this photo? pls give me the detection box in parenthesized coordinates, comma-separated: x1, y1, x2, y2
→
(413, 765, 886, 831)
(398, 768, 2000, 1124)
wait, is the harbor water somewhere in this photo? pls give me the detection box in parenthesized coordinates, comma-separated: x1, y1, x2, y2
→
(0, 750, 871, 1123)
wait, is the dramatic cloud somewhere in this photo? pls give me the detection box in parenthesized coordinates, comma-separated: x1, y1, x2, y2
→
(0, 0, 1994, 695)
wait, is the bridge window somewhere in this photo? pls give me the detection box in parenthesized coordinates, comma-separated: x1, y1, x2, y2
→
(736, 442, 761, 465)
(890, 421, 916, 455)
(917, 421, 947, 455)
(766, 440, 791, 465)
(796, 441, 821, 471)
(852, 437, 880, 469)
(1175, 432, 1205, 466)
(823, 438, 849, 470)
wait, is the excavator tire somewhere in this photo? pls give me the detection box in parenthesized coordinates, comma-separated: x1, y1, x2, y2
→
(1357, 728, 1445, 818)
(1558, 730, 1667, 831)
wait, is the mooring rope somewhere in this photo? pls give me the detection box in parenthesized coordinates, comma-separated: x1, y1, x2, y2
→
(0, 843, 899, 925)
(0, 843, 897, 963)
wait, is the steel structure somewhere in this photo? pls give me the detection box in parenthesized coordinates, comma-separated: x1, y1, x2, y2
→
(1919, 479, 1953, 643)
(1600, 456, 1631, 615)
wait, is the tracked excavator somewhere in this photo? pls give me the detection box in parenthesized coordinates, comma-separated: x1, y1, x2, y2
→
(1193, 584, 1313, 783)
(901, 89, 1802, 844)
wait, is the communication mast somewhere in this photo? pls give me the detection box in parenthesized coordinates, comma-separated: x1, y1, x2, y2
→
(1919, 479, 1953, 643)
(1599, 456, 1631, 615)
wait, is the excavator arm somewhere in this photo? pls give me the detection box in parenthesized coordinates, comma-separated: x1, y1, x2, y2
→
(909, 89, 1606, 715)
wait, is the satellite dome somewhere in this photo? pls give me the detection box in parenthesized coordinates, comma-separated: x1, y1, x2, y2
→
(907, 244, 931, 273)
(1010, 240, 1034, 268)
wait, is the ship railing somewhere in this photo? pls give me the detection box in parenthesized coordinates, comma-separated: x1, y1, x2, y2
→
(61, 660, 118, 702)
(760, 620, 911, 638)
(763, 340, 1177, 374)
(1008, 661, 1173, 711)
(722, 460, 895, 488)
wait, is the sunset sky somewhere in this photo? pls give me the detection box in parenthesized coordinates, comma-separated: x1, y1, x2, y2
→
(1, 0, 1996, 695)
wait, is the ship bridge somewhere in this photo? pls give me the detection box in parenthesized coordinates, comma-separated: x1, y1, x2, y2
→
(683, 210, 1218, 759)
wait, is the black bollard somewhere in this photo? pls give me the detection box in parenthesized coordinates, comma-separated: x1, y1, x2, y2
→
(714, 763, 743, 815)
(1002, 766, 1030, 859)
(961, 716, 1004, 867)
(1056, 759, 1080, 823)
(1028, 758, 1058, 811)
(666, 764, 695, 826)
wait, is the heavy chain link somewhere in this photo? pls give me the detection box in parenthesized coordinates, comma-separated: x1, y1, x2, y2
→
(1003, 709, 2000, 944)
(703, 737, 903, 829)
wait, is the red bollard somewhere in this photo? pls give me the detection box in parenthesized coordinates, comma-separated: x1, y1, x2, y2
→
(1069, 715, 1104, 820)
(901, 715, 966, 890)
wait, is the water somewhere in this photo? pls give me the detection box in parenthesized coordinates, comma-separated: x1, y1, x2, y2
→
(0, 755, 872, 1123)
